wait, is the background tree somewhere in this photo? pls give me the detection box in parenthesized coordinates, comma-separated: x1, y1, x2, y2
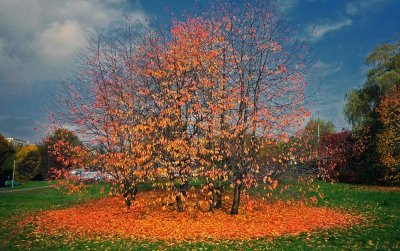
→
(15, 144, 40, 181)
(303, 118, 335, 151)
(0, 134, 15, 185)
(344, 40, 400, 184)
(317, 130, 353, 182)
(317, 130, 367, 183)
(41, 129, 84, 178)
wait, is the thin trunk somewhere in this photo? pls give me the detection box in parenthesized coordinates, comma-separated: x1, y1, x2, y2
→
(215, 186, 222, 209)
(176, 184, 188, 212)
(230, 181, 242, 214)
(209, 186, 222, 211)
(215, 176, 223, 209)
(176, 164, 189, 212)
(209, 176, 223, 211)
(180, 178, 189, 197)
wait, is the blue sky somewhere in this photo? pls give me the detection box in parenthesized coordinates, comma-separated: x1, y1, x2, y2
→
(0, 0, 399, 143)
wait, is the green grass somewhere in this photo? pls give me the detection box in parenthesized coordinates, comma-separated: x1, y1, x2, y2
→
(0, 181, 399, 250)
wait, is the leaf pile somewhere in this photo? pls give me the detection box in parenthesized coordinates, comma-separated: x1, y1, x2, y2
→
(25, 191, 362, 242)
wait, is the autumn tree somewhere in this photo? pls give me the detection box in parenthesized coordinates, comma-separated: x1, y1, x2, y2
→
(53, 19, 156, 207)
(272, 118, 336, 177)
(143, 0, 312, 213)
(135, 17, 229, 211)
(317, 131, 353, 181)
(51, 1, 312, 213)
(344, 40, 400, 183)
(317, 129, 368, 183)
(41, 128, 83, 173)
(376, 85, 400, 183)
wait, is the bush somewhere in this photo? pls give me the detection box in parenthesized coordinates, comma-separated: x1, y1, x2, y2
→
(4, 180, 21, 187)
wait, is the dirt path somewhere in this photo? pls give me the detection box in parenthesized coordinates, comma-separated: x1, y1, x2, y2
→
(0, 186, 53, 194)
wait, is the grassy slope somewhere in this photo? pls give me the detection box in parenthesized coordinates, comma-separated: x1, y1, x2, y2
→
(0, 182, 399, 250)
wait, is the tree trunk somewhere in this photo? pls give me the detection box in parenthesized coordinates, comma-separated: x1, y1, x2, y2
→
(209, 178, 223, 211)
(123, 182, 137, 209)
(175, 178, 189, 212)
(230, 181, 242, 214)
(180, 179, 189, 197)
(176, 193, 184, 212)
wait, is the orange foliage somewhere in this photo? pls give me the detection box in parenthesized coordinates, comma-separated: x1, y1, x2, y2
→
(51, 1, 315, 213)
(25, 190, 361, 242)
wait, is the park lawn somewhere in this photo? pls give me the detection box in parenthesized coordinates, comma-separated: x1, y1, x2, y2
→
(0, 181, 399, 250)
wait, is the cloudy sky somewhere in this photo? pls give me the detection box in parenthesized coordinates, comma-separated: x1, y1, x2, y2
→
(0, 0, 399, 143)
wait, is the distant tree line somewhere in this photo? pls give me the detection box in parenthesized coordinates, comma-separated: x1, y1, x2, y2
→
(0, 129, 82, 186)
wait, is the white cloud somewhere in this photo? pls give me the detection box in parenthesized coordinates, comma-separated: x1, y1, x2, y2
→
(0, 0, 146, 142)
(314, 60, 344, 78)
(308, 96, 349, 131)
(39, 20, 86, 59)
(0, 0, 145, 95)
(309, 19, 352, 41)
(346, 0, 395, 15)
(276, 0, 299, 13)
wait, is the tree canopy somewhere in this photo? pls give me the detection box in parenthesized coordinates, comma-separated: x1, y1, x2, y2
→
(344, 40, 400, 126)
(15, 144, 40, 181)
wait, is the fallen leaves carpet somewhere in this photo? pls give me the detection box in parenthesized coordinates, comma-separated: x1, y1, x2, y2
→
(24, 190, 361, 241)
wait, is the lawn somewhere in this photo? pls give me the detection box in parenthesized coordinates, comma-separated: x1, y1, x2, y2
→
(0, 181, 399, 250)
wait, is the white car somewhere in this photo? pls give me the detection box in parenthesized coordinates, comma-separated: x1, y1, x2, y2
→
(68, 169, 102, 181)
